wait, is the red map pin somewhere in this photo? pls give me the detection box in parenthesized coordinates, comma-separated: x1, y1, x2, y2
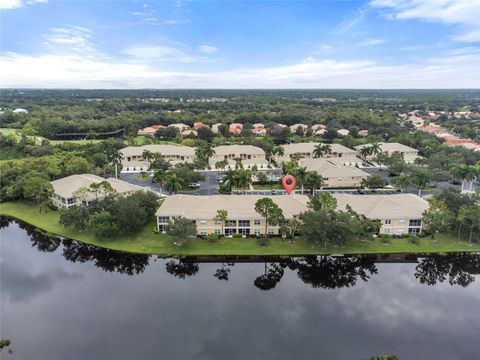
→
(281, 175, 297, 195)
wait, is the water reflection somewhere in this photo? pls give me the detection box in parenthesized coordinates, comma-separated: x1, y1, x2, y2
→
(2, 217, 480, 289)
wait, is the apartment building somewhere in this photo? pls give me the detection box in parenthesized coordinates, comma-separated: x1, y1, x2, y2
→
(209, 145, 269, 170)
(275, 142, 360, 166)
(120, 144, 196, 172)
(50, 174, 143, 208)
(156, 194, 309, 236)
(299, 158, 369, 188)
(333, 193, 429, 235)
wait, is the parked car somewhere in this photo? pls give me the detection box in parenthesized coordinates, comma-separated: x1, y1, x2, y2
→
(189, 183, 200, 188)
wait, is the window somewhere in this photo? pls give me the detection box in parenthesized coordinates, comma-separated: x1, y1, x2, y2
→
(199, 231, 207, 236)
(408, 228, 420, 234)
(240, 228, 250, 236)
(67, 198, 75, 205)
(268, 229, 274, 235)
(214, 220, 221, 225)
(385, 219, 392, 225)
(225, 228, 237, 236)
(158, 217, 170, 223)
(254, 220, 261, 225)
(384, 228, 391, 234)
(225, 220, 236, 227)
(399, 219, 405, 224)
(409, 219, 421, 227)
(214, 229, 221, 235)
(254, 229, 261, 236)
(199, 219, 207, 225)
(238, 220, 250, 227)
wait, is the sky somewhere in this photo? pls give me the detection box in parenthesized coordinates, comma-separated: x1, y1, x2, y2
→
(1, 0, 480, 89)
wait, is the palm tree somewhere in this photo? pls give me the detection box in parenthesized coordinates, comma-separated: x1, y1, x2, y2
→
(223, 170, 237, 193)
(451, 164, 477, 192)
(394, 173, 412, 193)
(305, 171, 324, 195)
(414, 169, 430, 196)
(368, 142, 381, 156)
(282, 160, 299, 176)
(274, 145, 285, 158)
(142, 149, 154, 164)
(313, 143, 331, 158)
(359, 147, 371, 161)
(295, 166, 308, 194)
(237, 169, 252, 193)
(152, 169, 166, 192)
(164, 173, 184, 194)
(110, 149, 123, 179)
(215, 209, 228, 237)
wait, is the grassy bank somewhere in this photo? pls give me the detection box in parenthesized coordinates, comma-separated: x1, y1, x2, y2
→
(1, 201, 479, 256)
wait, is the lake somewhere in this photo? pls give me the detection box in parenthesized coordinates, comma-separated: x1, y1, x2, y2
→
(1, 218, 479, 360)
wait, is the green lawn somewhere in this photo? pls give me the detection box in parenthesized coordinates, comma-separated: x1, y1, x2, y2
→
(0, 128, 44, 145)
(49, 139, 105, 145)
(1, 201, 479, 256)
(252, 183, 284, 190)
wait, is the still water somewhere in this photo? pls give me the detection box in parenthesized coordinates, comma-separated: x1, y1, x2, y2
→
(1, 218, 479, 360)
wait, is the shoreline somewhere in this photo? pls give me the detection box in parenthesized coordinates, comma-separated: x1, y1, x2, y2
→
(1, 201, 479, 256)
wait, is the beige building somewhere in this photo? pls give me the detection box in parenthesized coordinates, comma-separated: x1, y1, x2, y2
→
(156, 194, 309, 236)
(120, 144, 195, 172)
(50, 174, 143, 208)
(355, 142, 420, 163)
(209, 145, 269, 170)
(275, 142, 360, 166)
(299, 158, 369, 188)
(333, 194, 429, 235)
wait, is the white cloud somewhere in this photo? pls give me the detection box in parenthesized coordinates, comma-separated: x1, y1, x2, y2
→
(0, 0, 46, 9)
(2, 49, 479, 88)
(370, 0, 480, 42)
(198, 45, 218, 54)
(123, 45, 197, 63)
(43, 26, 95, 55)
(359, 38, 388, 46)
(332, 7, 367, 35)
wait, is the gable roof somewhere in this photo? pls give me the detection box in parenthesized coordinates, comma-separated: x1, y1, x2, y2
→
(156, 194, 309, 220)
(281, 142, 356, 155)
(51, 174, 142, 199)
(333, 194, 428, 219)
(299, 158, 369, 178)
(121, 144, 195, 157)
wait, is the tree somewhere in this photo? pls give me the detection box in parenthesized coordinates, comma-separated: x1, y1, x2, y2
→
(254, 198, 284, 237)
(167, 217, 196, 242)
(374, 152, 390, 169)
(295, 166, 308, 194)
(108, 149, 123, 179)
(214, 209, 228, 237)
(394, 173, 412, 193)
(65, 156, 91, 175)
(423, 199, 454, 240)
(197, 126, 214, 142)
(156, 126, 179, 140)
(23, 176, 54, 212)
(88, 210, 119, 238)
(458, 204, 480, 245)
(368, 142, 381, 156)
(305, 171, 324, 194)
(300, 210, 330, 247)
(361, 174, 386, 189)
(164, 173, 184, 194)
(59, 205, 91, 231)
(313, 143, 332, 158)
(286, 217, 301, 241)
(413, 169, 431, 196)
(308, 193, 337, 212)
(359, 147, 371, 161)
(222, 169, 237, 193)
(451, 164, 476, 192)
(142, 149, 154, 164)
(152, 169, 166, 192)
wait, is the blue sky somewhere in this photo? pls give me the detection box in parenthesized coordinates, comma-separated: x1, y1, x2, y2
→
(1, 0, 479, 88)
